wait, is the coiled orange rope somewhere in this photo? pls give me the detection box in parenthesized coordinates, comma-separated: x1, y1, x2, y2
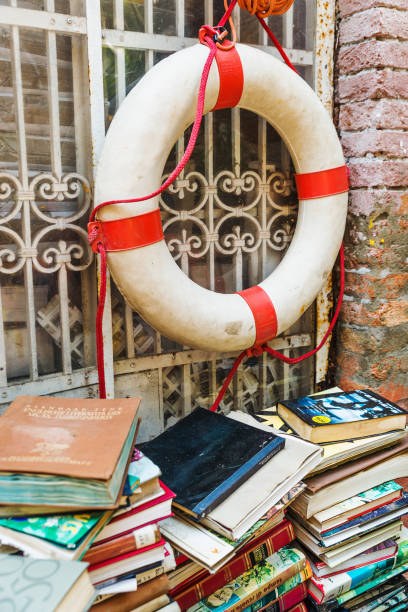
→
(238, 0, 295, 17)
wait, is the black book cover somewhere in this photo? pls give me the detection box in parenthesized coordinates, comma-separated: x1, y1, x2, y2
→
(280, 388, 405, 428)
(139, 408, 285, 519)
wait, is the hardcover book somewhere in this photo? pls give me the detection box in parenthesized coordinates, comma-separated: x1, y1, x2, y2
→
(172, 520, 295, 610)
(185, 548, 310, 612)
(0, 395, 141, 509)
(277, 389, 406, 443)
(140, 407, 285, 519)
(0, 510, 112, 560)
(0, 553, 95, 611)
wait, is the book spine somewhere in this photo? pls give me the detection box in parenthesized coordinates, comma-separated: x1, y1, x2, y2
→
(244, 583, 307, 612)
(91, 574, 170, 612)
(84, 524, 161, 564)
(336, 560, 408, 606)
(192, 438, 285, 519)
(174, 522, 295, 610)
(228, 565, 311, 612)
(286, 605, 307, 612)
(310, 541, 408, 603)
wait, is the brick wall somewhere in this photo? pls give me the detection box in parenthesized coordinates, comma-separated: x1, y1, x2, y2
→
(334, 0, 408, 404)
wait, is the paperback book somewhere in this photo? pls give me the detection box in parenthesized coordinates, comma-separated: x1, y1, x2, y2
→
(277, 389, 406, 443)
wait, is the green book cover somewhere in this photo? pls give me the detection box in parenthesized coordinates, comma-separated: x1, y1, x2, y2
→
(0, 512, 104, 549)
(337, 560, 408, 606)
(0, 554, 94, 611)
(186, 547, 306, 612)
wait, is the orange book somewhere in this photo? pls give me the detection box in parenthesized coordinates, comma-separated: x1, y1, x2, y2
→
(0, 395, 140, 509)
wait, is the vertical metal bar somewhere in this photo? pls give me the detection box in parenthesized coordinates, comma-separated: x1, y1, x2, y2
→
(114, 0, 126, 107)
(258, 117, 268, 410)
(86, 0, 115, 397)
(176, 0, 185, 38)
(9, 6, 38, 380)
(0, 288, 7, 387)
(45, 0, 72, 374)
(71, 0, 97, 368)
(314, 0, 336, 387)
(145, 0, 153, 70)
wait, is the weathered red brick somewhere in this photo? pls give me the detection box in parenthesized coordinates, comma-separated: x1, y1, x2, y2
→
(338, 40, 408, 74)
(337, 70, 408, 103)
(377, 381, 408, 403)
(340, 8, 408, 44)
(348, 190, 408, 216)
(339, 0, 408, 19)
(341, 131, 408, 158)
(344, 272, 408, 301)
(348, 160, 408, 188)
(341, 300, 408, 327)
(339, 100, 408, 130)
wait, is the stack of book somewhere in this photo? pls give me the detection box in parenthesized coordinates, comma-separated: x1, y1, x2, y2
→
(265, 387, 408, 611)
(87, 449, 178, 610)
(0, 395, 141, 611)
(135, 406, 325, 612)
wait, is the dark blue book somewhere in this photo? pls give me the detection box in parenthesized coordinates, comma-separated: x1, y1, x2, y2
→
(139, 407, 285, 519)
(277, 388, 406, 443)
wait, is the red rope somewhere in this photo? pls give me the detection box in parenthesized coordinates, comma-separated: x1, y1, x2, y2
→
(96, 244, 107, 398)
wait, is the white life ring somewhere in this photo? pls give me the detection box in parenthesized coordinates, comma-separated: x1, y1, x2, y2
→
(94, 43, 348, 353)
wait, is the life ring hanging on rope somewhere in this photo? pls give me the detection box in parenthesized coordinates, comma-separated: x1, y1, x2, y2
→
(91, 42, 348, 354)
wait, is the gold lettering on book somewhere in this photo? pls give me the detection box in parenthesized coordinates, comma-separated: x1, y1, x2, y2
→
(0, 455, 91, 465)
(23, 404, 123, 420)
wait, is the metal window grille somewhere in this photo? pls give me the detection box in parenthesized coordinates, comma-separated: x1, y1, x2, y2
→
(0, 0, 336, 440)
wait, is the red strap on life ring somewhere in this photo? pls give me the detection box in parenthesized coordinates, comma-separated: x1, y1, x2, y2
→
(295, 165, 349, 200)
(237, 285, 277, 344)
(212, 43, 244, 110)
(88, 209, 163, 253)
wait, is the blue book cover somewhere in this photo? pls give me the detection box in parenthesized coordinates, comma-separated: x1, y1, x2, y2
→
(140, 407, 285, 519)
(0, 554, 94, 611)
(279, 388, 405, 427)
(322, 493, 408, 538)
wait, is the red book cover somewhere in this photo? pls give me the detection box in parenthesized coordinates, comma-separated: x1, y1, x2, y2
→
(261, 583, 307, 611)
(172, 519, 295, 611)
(110, 482, 175, 524)
(287, 602, 307, 612)
(88, 538, 165, 572)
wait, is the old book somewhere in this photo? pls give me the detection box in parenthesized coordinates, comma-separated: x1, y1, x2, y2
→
(83, 523, 160, 565)
(199, 412, 321, 540)
(291, 435, 408, 518)
(0, 510, 112, 560)
(0, 395, 140, 509)
(284, 604, 307, 612)
(132, 594, 171, 612)
(93, 481, 175, 544)
(307, 480, 403, 531)
(237, 582, 308, 612)
(308, 537, 408, 604)
(172, 520, 295, 610)
(185, 548, 311, 612)
(94, 560, 165, 592)
(120, 449, 162, 507)
(140, 407, 285, 519)
(277, 389, 406, 444)
(292, 519, 402, 568)
(0, 554, 95, 611)
(88, 538, 166, 585)
(91, 574, 170, 611)
(305, 538, 399, 578)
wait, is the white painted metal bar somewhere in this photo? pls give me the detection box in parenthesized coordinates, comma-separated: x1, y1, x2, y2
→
(0, 289, 7, 388)
(314, 0, 336, 386)
(9, 6, 38, 381)
(0, 6, 86, 35)
(86, 0, 115, 397)
(145, 0, 154, 70)
(101, 29, 313, 65)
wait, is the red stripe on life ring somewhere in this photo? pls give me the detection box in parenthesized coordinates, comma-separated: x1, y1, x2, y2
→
(212, 43, 244, 110)
(88, 208, 164, 253)
(295, 165, 349, 200)
(237, 286, 277, 345)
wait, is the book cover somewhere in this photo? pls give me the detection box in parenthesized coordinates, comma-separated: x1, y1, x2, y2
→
(173, 520, 295, 610)
(336, 560, 408, 606)
(90, 574, 170, 612)
(284, 604, 307, 612)
(83, 523, 161, 564)
(279, 389, 405, 428)
(321, 493, 408, 538)
(0, 553, 94, 611)
(242, 582, 307, 612)
(140, 407, 285, 519)
(0, 511, 109, 549)
(309, 539, 408, 603)
(0, 395, 140, 479)
(186, 552, 311, 612)
(123, 448, 161, 497)
(314, 481, 402, 526)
